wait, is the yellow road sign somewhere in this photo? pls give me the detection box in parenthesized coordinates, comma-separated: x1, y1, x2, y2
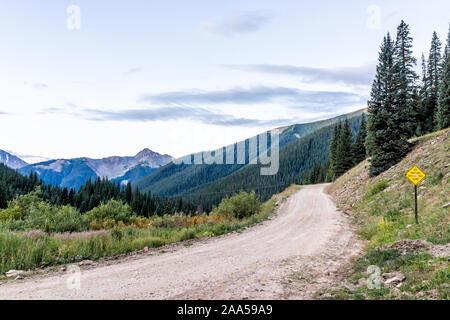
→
(405, 165, 426, 185)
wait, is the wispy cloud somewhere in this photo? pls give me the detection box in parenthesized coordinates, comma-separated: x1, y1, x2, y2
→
(139, 86, 364, 106)
(204, 11, 272, 36)
(0, 111, 8, 115)
(223, 63, 376, 87)
(38, 86, 366, 128)
(123, 67, 144, 76)
(38, 107, 63, 115)
(34, 83, 49, 90)
(38, 102, 79, 115)
(66, 103, 78, 109)
(81, 106, 291, 127)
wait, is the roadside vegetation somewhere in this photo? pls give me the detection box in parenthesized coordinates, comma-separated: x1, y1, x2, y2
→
(318, 19, 450, 299)
(0, 184, 300, 275)
(325, 128, 449, 299)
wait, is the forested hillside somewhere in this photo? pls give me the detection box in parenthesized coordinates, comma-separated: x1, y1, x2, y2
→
(135, 110, 365, 198)
(182, 115, 363, 211)
(0, 163, 195, 216)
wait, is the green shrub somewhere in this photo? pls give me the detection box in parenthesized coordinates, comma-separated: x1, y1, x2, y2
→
(366, 180, 389, 197)
(110, 227, 124, 240)
(0, 189, 88, 232)
(85, 200, 135, 224)
(429, 171, 444, 185)
(213, 191, 261, 219)
(384, 207, 401, 221)
(354, 248, 399, 273)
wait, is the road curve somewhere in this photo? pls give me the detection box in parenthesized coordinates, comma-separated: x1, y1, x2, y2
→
(0, 184, 359, 299)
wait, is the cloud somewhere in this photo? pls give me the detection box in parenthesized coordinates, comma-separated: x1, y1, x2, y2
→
(38, 103, 80, 115)
(0, 111, 8, 115)
(223, 63, 376, 86)
(24, 81, 49, 90)
(204, 12, 272, 36)
(139, 86, 364, 106)
(66, 103, 78, 109)
(123, 67, 143, 76)
(38, 107, 63, 114)
(34, 83, 49, 90)
(81, 105, 291, 127)
(39, 86, 366, 128)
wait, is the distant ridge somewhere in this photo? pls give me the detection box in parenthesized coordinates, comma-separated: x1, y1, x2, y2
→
(135, 109, 366, 201)
(0, 150, 28, 169)
(18, 149, 173, 189)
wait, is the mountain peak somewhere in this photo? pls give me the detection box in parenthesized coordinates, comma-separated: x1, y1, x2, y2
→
(135, 148, 158, 158)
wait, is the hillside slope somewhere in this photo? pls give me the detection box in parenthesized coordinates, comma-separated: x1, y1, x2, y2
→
(180, 114, 362, 211)
(136, 109, 365, 199)
(325, 128, 449, 299)
(0, 150, 28, 169)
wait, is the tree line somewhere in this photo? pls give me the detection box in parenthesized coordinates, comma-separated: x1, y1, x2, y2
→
(304, 20, 450, 182)
(367, 21, 450, 176)
(0, 163, 196, 216)
(185, 115, 363, 210)
(301, 114, 367, 184)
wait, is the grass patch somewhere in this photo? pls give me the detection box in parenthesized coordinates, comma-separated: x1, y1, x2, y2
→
(323, 249, 449, 300)
(366, 180, 389, 197)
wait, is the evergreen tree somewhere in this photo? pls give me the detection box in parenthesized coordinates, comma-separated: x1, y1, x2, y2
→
(411, 87, 423, 136)
(0, 181, 7, 208)
(418, 54, 428, 134)
(436, 24, 450, 130)
(424, 32, 442, 132)
(352, 113, 367, 165)
(328, 123, 342, 179)
(61, 187, 69, 205)
(68, 188, 75, 206)
(367, 33, 410, 176)
(125, 182, 132, 204)
(393, 20, 418, 138)
(334, 119, 354, 177)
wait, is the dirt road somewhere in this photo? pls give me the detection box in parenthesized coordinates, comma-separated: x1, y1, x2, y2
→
(0, 184, 361, 299)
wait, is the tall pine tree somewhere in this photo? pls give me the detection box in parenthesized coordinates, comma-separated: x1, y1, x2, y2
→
(334, 119, 354, 177)
(436, 24, 450, 130)
(352, 113, 367, 165)
(328, 123, 342, 180)
(366, 32, 410, 176)
(424, 32, 442, 132)
(393, 20, 418, 138)
(417, 53, 428, 135)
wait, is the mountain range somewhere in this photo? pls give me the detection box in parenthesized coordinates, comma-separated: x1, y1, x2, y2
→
(135, 109, 365, 201)
(1, 109, 365, 207)
(0, 148, 173, 190)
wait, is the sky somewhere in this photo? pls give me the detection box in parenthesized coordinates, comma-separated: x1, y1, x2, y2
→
(0, 0, 449, 160)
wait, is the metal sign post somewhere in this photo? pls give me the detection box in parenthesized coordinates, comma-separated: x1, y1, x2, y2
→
(414, 184, 418, 224)
(405, 165, 426, 224)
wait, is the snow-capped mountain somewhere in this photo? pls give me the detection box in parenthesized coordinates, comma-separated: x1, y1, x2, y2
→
(18, 149, 173, 189)
(0, 150, 28, 169)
